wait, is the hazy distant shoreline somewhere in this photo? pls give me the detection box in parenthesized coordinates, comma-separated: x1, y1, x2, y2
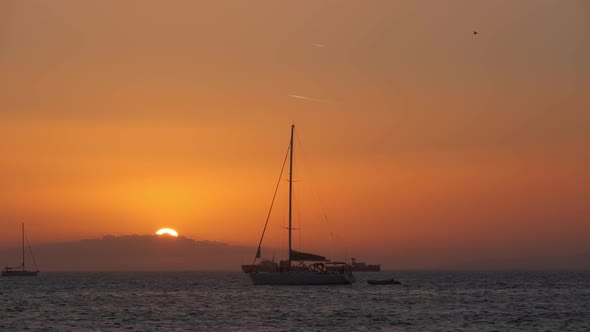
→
(1, 234, 587, 272)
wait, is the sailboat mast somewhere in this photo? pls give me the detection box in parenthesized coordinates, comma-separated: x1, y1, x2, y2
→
(21, 223, 25, 270)
(288, 124, 294, 267)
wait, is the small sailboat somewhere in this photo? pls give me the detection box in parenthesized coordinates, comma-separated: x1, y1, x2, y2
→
(2, 223, 40, 277)
(242, 125, 353, 285)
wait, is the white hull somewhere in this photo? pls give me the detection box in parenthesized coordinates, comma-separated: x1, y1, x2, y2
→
(249, 271, 352, 285)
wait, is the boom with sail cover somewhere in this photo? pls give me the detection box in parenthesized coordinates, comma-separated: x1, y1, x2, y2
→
(290, 250, 326, 262)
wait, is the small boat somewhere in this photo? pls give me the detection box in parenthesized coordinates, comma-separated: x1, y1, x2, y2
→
(2, 223, 40, 277)
(367, 279, 401, 285)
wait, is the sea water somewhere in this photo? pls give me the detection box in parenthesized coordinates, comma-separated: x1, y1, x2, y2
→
(1, 271, 589, 331)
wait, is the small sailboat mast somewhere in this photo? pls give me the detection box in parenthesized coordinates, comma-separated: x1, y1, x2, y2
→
(288, 124, 294, 268)
(22, 222, 25, 270)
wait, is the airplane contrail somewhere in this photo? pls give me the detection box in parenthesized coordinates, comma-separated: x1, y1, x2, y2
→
(288, 94, 329, 103)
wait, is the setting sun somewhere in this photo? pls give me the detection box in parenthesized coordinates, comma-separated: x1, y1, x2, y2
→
(156, 228, 179, 237)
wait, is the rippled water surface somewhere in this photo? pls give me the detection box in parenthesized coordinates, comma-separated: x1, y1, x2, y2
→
(1, 271, 589, 331)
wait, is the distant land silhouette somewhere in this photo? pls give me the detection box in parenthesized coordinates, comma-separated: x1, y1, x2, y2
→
(0, 234, 588, 271)
(0, 235, 255, 271)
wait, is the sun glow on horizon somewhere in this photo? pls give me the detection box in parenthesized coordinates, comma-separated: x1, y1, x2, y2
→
(156, 228, 179, 237)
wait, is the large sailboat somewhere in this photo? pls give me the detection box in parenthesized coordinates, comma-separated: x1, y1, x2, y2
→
(242, 125, 353, 285)
(2, 223, 40, 277)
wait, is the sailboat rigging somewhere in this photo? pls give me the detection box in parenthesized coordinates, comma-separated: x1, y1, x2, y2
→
(241, 125, 353, 285)
(2, 223, 40, 277)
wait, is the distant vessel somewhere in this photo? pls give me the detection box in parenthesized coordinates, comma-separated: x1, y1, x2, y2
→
(242, 125, 353, 285)
(367, 278, 401, 285)
(350, 258, 381, 272)
(2, 223, 40, 277)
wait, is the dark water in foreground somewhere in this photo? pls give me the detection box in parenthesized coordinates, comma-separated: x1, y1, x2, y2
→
(1, 271, 589, 331)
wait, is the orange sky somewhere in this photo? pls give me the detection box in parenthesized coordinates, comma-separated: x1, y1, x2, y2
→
(1, 1, 589, 267)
